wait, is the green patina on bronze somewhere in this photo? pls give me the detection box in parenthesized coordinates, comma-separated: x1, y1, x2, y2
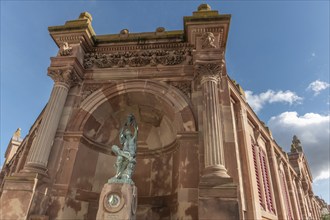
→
(108, 114, 138, 185)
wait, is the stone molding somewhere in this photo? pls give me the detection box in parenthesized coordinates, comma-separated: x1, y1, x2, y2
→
(48, 67, 82, 87)
(70, 80, 196, 133)
(84, 48, 193, 69)
(94, 42, 191, 53)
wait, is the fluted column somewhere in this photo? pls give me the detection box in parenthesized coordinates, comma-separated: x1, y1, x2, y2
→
(195, 62, 229, 179)
(24, 67, 81, 174)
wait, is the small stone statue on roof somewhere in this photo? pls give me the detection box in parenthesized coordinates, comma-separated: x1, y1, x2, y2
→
(13, 128, 21, 138)
(291, 135, 303, 153)
(58, 42, 73, 56)
(108, 114, 138, 185)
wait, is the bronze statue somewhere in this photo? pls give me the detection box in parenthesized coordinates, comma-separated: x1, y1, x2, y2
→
(109, 114, 138, 184)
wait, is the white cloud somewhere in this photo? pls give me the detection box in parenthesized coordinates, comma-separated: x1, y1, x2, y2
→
(245, 90, 303, 112)
(314, 170, 330, 182)
(268, 112, 330, 182)
(307, 80, 330, 96)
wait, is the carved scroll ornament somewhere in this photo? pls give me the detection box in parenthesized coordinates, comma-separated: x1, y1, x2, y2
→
(84, 48, 193, 69)
(195, 62, 224, 83)
(48, 68, 81, 87)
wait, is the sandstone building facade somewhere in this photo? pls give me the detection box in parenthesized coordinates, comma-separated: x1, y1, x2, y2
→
(0, 5, 324, 220)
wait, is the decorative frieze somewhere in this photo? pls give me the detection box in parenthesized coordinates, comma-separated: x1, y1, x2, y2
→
(84, 48, 193, 69)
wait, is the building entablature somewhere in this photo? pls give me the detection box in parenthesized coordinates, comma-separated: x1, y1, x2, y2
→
(48, 5, 231, 79)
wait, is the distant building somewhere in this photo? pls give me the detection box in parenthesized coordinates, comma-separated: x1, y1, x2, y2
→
(0, 4, 326, 220)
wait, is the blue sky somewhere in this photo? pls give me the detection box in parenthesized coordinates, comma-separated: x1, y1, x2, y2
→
(1, 1, 329, 203)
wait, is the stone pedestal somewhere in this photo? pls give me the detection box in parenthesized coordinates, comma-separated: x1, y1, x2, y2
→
(199, 183, 239, 220)
(0, 173, 50, 220)
(96, 183, 137, 220)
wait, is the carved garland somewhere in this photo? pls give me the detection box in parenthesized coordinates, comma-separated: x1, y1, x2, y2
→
(83, 48, 193, 69)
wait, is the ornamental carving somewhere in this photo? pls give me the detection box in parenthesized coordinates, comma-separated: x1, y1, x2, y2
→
(83, 48, 193, 69)
(58, 42, 73, 56)
(81, 83, 104, 100)
(168, 81, 191, 98)
(291, 135, 303, 153)
(48, 68, 81, 87)
(194, 62, 224, 82)
(201, 32, 216, 49)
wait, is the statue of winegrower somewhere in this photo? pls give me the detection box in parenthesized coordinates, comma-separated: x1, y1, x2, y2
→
(109, 114, 138, 185)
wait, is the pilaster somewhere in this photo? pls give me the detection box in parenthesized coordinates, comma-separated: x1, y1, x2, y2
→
(234, 102, 261, 220)
(185, 5, 239, 219)
(268, 146, 287, 220)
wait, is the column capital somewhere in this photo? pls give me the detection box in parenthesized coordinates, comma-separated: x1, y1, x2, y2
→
(48, 67, 82, 88)
(194, 61, 225, 84)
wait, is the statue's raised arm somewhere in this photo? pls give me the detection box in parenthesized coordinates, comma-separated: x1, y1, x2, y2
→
(129, 115, 138, 141)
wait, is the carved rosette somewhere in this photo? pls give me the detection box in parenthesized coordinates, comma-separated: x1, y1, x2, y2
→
(194, 62, 224, 84)
(83, 48, 193, 69)
(48, 68, 81, 88)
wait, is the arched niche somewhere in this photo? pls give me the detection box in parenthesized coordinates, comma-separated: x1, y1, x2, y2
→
(65, 80, 196, 218)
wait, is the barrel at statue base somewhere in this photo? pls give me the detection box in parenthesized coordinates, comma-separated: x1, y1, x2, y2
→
(96, 183, 137, 220)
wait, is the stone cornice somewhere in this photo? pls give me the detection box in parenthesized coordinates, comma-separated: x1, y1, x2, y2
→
(94, 42, 191, 53)
(83, 65, 194, 81)
(94, 30, 184, 44)
(49, 13, 95, 52)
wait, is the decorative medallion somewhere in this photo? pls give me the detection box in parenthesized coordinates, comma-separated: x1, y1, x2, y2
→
(103, 192, 125, 213)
